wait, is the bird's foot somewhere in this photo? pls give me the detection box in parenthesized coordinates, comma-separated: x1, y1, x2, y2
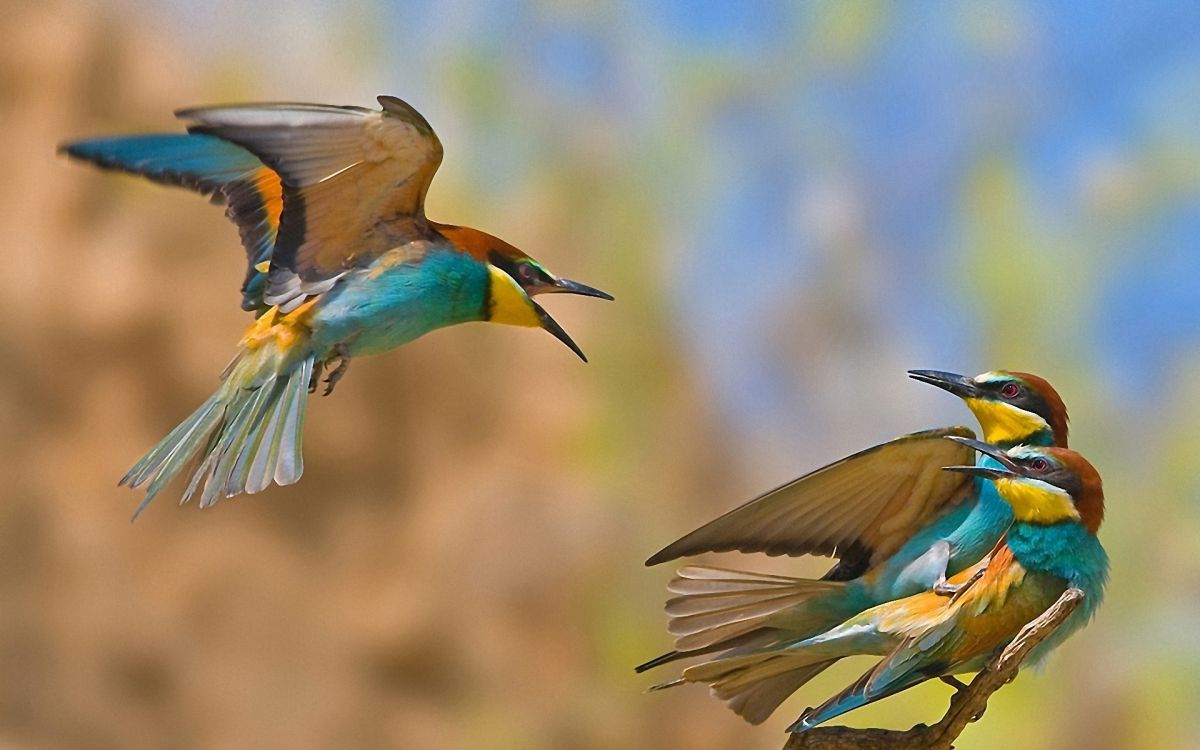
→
(933, 568, 985, 601)
(322, 345, 351, 396)
(308, 360, 325, 394)
(940, 675, 970, 694)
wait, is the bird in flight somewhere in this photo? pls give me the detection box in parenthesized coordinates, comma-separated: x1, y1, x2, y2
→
(61, 95, 611, 517)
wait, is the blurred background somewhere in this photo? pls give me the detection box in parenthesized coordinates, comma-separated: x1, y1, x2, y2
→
(3, 1, 1199, 748)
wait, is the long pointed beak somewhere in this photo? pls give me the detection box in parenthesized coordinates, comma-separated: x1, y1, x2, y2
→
(908, 369, 982, 399)
(943, 464, 1015, 480)
(533, 301, 587, 362)
(546, 277, 614, 301)
(944, 435, 1022, 477)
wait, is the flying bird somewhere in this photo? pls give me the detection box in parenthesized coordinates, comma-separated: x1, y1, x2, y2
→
(675, 440, 1108, 733)
(60, 96, 611, 517)
(639, 370, 1070, 723)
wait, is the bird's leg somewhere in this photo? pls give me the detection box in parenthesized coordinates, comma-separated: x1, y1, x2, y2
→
(308, 359, 325, 394)
(933, 567, 985, 600)
(940, 675, 970, 693)
(941, 675, 987, 721)
(322, 344, 351, 397)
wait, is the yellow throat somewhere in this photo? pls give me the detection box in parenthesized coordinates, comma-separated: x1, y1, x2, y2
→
(994, 477, 1080, 525)
(487, 265, 540, 328)
(966, 398, 1050, 445)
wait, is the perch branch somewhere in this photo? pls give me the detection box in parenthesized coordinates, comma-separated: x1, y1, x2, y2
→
(782, 586, 1084, 750)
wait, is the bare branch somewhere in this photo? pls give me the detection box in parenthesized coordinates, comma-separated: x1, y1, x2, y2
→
(782, 587, 1084, 750)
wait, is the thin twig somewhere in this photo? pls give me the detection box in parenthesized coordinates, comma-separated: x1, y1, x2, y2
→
(782, 587, 1084, 750)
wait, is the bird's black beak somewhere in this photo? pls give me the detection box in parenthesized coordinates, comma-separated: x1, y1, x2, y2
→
(908, 369, 982, 399)
(942, 436, 1021, 479)
(943, 464, 1014, 480)
(546, 277, 614, 301)
(533, 300, 587, 362)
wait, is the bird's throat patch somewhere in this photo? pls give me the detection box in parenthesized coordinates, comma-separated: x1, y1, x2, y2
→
(487, 266, 539, 328)
(994, 477, 1080, 526)
(966, 398, 1050, 445)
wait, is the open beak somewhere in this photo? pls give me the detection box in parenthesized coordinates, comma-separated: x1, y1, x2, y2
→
(544, 277, 614, 301)
(942, 436, 1021, 479)
(533, 300, 588, 362)
(908, 369, 982, 399)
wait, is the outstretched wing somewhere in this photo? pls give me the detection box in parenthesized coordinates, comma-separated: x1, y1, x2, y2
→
(59, 134, 283, 312)
(177, 95, 444, 310)
(646, 427, 977, 569)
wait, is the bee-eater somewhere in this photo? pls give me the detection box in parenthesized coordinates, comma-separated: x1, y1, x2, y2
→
(675, 440, 1108, 733)
(638, 371, 1069, 723)
(60, 96, 611, 517)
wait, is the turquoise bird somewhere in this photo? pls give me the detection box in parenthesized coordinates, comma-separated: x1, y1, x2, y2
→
(60, 96, 611, 517)
(676, 439, 1108, 734)
(639, 371, 1070, 723)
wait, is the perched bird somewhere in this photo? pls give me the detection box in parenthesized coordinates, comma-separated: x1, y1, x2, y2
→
(676, 440, 1108, 734)
(638, 371, 1070, 723)
(60, 96, 611, 517)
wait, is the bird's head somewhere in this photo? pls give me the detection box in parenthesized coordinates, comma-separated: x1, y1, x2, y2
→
(944, 439, 1104, 534)
(908, 370, 1069, 448)
(436, 224, 612, 361)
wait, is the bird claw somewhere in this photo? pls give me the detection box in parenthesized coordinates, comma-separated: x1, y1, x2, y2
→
(933, 568, 985, 601)
(308, 360, 325, 394)
(321, 345, 351, 396)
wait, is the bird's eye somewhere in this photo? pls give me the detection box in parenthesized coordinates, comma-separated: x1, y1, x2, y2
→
(1030, 458, 1050, 473)
(518, 263, 537, 282)
(1000, 382, 1020, 399)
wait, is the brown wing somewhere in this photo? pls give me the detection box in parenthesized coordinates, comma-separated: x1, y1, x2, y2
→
(646, 427, 977, 568)
(177, 95, 443, 309)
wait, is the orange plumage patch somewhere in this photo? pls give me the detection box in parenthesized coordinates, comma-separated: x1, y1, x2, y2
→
(1010, 371, 1070, 447)
(240, 298, 318, 351)
(253, 166, 283, 236)
(432, 222, 527, 262)
(872, 541, 1026, 636)
(1046, 447, 1105, 534)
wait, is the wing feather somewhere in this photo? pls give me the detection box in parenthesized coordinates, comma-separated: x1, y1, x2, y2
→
(646, 427, 977, 568)
(178, 96, 443, 310)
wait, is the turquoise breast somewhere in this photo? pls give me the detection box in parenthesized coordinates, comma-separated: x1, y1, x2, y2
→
(309, 247, 490, 357)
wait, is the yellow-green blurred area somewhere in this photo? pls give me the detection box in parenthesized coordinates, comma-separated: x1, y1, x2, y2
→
(3, 1, 1199, 748)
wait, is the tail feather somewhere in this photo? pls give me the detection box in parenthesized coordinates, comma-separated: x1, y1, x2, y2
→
(648, 649, 836, 724)
(668, 648, 841, 725)
(686, 650, 813, 693)
(672, 603, 899, 725)
(121, 394, 221, 489)
(667, 565, 812, 593)
(245, 374, 293, 492)
(726, 661, 836, 725)
(208, 376, 278, 505)
(635, 629, 782, 674)
(122, 346, 314, 518)
(664, 566, 844, 652)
